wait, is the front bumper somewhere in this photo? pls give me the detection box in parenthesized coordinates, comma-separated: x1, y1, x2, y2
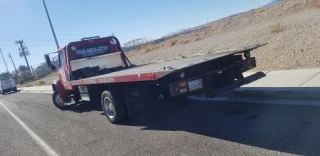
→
(2, 87, 17, 93)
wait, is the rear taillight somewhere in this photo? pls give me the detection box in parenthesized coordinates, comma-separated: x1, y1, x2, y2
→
(179, 82, 187, 87)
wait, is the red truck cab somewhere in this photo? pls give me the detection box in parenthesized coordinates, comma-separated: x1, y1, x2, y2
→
(45, 36, 130, 104)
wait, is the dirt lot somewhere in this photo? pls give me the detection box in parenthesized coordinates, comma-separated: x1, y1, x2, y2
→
(127, 0, 320, 71)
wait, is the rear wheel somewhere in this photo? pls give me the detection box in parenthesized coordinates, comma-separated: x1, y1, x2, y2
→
(52, 90, 67, 109)
(101, 90, 125, 124)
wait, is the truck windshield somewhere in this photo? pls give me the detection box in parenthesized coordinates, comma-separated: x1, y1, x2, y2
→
(73, 44, 110, 59)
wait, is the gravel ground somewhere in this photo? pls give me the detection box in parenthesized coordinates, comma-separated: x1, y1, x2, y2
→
(128, 0, 320, 71)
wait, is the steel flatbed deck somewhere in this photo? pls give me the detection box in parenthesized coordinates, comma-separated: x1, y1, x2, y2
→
(71, 44, 265, 86)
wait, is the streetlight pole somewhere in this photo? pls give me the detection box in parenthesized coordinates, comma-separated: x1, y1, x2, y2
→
(42, 0, 60, 49)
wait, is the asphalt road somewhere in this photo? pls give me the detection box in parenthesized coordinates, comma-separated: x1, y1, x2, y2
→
(0, 92, 320, 156)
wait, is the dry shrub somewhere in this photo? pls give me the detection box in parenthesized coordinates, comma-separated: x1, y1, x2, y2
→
(167, 39, 177, 46)
(270, 23, 284, 34)
(195, 37, 203, 41)
(140, 44, 159, 53)
(125, 51, 137, 58)
(288, 3, 304, 12)
(26, 84, 33, 87)
(37, 81, 46, 86)
(307, 0, 320, 8)
(180, 38, 190, 44)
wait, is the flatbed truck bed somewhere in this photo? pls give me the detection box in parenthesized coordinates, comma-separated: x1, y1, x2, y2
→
(71, 44, 265, 86)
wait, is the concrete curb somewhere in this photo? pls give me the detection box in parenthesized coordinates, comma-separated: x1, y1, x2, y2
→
(233, 87, 320, 100)
(188, 96, 320, 106)
(18, 86, 53, 94)
(19, 90, 53, 94)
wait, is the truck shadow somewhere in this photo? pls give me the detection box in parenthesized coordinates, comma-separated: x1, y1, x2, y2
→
(61, 71, 320, 155)
(125, 97, 320, 155)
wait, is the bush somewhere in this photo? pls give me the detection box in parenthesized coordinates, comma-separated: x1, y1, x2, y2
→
(195, 37, 203, 41)
(270, 23, 284, 34)
(307, 0, 320, 8)
(37, 81, 46, 86)
(180, 38, 190, 44)
(140, 44, 159, 53)
(168, 39, 177, 46)
(26, 84, 33, 87)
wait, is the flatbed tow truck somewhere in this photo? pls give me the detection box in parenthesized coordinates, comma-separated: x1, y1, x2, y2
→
(44, 35, 265, 124)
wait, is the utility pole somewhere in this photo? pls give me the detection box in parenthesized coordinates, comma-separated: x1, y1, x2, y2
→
(42, 0, 60, 49)
(8, 53, 18, 76)
(0, 49, 9, 74)
(15, 40, 32, 76)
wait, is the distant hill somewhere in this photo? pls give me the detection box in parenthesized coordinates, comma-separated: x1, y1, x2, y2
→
(266, 0, 284, 6)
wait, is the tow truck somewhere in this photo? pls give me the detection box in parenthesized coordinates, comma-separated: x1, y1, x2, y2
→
(44, 35, 265, 124)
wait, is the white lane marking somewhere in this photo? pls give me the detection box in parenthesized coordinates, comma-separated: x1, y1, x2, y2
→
(0, 102, 59, 156)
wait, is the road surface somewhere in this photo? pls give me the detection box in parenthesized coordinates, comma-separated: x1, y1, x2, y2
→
(0, 92, 319, 156)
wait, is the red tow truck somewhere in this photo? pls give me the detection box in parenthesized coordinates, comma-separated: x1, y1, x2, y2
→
(44, 35, 264, 124)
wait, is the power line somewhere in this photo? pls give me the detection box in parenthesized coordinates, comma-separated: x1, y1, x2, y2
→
(0, 45, 55, 47)
(0, 33, 76, 40)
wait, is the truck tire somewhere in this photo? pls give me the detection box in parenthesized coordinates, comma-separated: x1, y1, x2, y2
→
(52, 90, 67, 109)
(101, 90, 125, 124)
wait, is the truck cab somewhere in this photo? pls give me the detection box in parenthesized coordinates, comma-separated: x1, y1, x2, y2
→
(44, 36, 131, 107)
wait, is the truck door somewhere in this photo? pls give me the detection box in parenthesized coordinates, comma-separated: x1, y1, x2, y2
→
(58, 50, 68, 87)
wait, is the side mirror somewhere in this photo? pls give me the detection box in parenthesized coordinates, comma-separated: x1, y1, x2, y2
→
(44, 54, 52, 67)
(50, 65, 56, 71)
(44, 54, 56, 71)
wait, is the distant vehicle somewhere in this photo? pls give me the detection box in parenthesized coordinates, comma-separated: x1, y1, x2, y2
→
(44, 35, 264, 124)
(0, 79, 17, 95)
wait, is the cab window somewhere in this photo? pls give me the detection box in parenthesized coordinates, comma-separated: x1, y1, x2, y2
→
(59, 52, 65, 67)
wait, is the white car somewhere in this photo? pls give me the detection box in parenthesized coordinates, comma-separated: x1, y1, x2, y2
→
(0, 79, 17, 95)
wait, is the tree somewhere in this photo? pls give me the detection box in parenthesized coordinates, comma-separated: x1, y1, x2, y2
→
(18, 65, 30, 81)
(0, 72, 12, 80)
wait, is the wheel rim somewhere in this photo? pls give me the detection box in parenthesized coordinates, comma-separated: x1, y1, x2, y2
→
(55, 93, 65, 107)
(103, 97, 115, 119)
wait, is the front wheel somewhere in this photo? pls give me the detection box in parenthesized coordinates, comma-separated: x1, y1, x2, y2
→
(101, 91, 126, 124)
(52, 90, 67, 109)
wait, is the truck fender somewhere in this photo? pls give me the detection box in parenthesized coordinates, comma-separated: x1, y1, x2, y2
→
(52, 80, 69, 101)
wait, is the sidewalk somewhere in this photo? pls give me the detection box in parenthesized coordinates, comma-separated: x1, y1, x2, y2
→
(18, 85, 53, 94)
(234, 68, 320, 100)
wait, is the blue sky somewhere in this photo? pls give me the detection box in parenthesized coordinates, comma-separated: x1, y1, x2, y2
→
(0, 0, 272, 73)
